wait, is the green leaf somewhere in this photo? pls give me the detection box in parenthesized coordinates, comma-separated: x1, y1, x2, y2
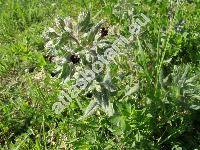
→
(179, 65, 189, 86)
(190, 105, 200, 110)
(135, 131, 143, 142)
(59, 31, 79, 46)
(191, 94, 200, 100)
(87, 19, 105, 45)
(186, 75, 199, 83)
(98, 90, 109, 111)
(125, 83, 139, 96)
(80, 100, 99, 120)
(56, 17, 66, 30)
(60, 62, 71, 79)
(111, 115, 126, 132)
(106, 102, 115, 116)
(44, 27, 59, 39)
(95, 87, 115, 116)
(77, 12, 92, 32)
(52, 102, 65, 114)
(103, 66, 115, 92)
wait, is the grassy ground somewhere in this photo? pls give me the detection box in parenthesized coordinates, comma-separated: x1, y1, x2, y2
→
(0, 0, 200, 149)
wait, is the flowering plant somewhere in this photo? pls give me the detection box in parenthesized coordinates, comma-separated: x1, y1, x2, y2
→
(43, 12, 120, 118)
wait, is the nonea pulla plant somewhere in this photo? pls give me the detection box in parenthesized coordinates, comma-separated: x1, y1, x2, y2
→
(43, 12, 123, 119)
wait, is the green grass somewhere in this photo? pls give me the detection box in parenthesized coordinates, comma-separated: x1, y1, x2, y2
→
(0, 0, 200, 149)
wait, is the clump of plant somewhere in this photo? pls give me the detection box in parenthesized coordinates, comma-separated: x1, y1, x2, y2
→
(43, 12, 120, 118)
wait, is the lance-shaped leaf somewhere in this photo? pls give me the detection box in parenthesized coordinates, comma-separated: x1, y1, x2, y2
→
(58, 32, 70, 46)
(106, 102, 115, 117)
(87, 19, 105, 45)
(77, 12, 91, 32)
(55, 17, 66, 30)
(60, 62, 71, 79)
(159, 68, 164, 88)
(103, 66, 116, 92)
(64, 17, 73, 30)
(79, 100, 99, 120)
(125, 82, 139, 96)
(179, 65, 189, 86)
(186, 75, 199, 84)
(95, 87, 115, 116)
(190, 105, 200, 110)
(59, 31, 80, 47)
(43, 27, 59, 40)
(52, 102, 65, 114)
(191, 94, 200, 101)
(100, 90, 109, 111)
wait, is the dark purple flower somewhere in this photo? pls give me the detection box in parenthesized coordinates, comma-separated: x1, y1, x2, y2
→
(100, 27, 108, 37)
(69, 54, 80, 64)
